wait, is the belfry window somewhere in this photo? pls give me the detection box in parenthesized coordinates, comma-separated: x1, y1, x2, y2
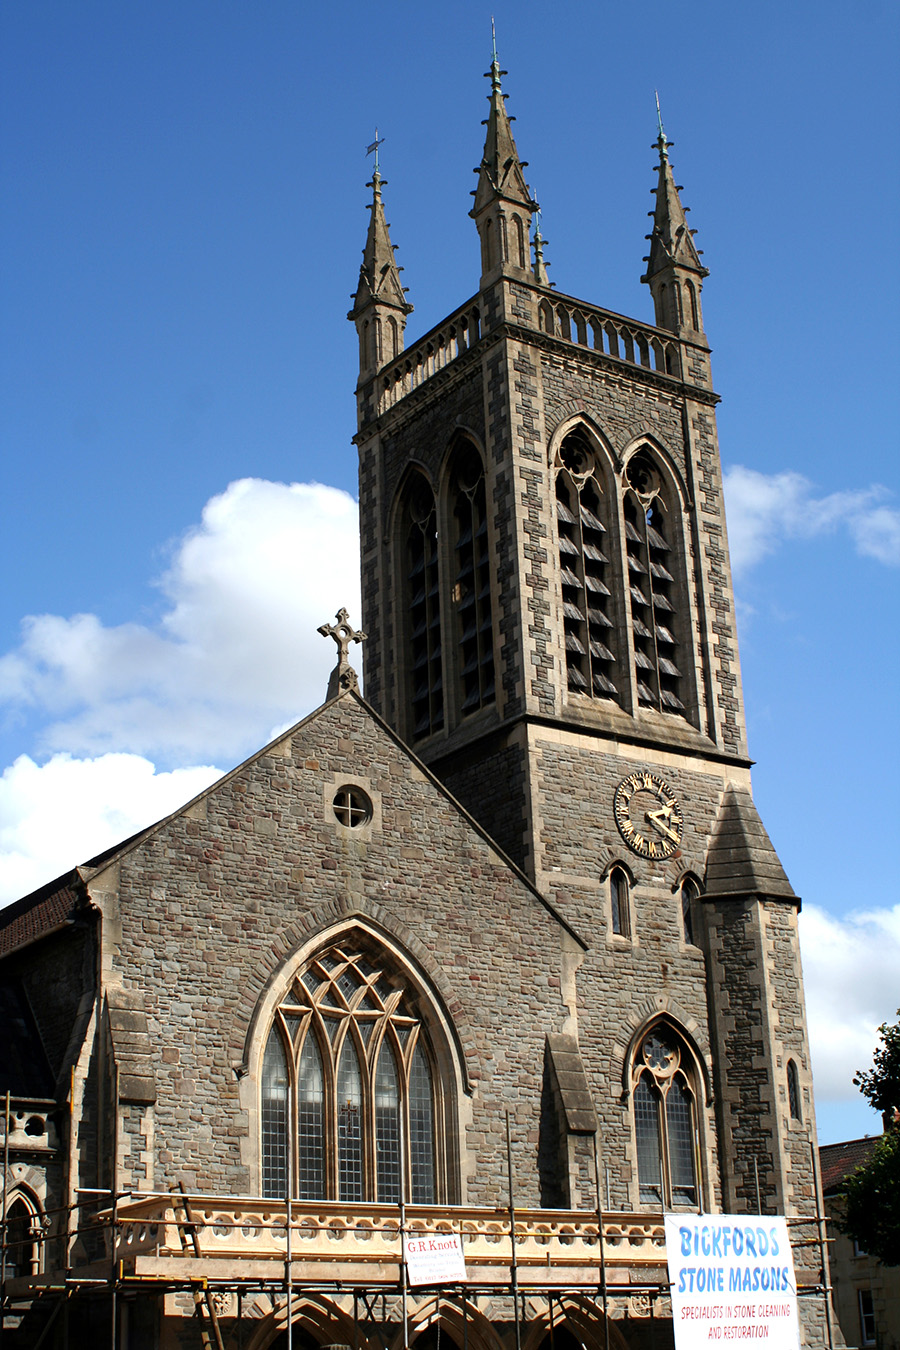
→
(449, 444, 495, 716)
(555, 429, 618, 701)
(261, 942, 437, 1204)
(632, 1027, 699, 1207)
(402, 476, 444, 741)
(624, 450, 684, 714)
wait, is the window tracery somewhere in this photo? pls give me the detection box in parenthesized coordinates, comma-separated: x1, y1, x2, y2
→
(623, 450, 685, 714)
(261, 942, 437, 1204)
(448, 444, 495, 717)
(554, 428, 619, 701)
(632, 1026, 699, 1207)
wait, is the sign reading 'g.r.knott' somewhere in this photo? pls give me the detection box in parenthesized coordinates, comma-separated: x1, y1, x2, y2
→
(665, 1216, 801, 1350)
(404, 1232, 468, 1287)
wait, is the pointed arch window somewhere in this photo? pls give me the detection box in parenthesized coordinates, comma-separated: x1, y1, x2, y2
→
(680, 876, 700, 946)
(624, 450, 685, 715)
(554, 429, 619, 702)
(609, 866, 630, 937)
(449, 443, 495, 716)
(261, 942, 438, 1204)
(5, 1195, 41, 1279)
(787, 1060, 801, 1122)
(401, 476, 444, 741)
(632, 1027, 700, 1207)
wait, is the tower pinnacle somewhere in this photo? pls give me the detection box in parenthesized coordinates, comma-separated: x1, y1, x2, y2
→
(348, 136, 413, 380)
(532, 210, 550, 286)
(641, 102, 708, 335)
(470, 30, 537, 286)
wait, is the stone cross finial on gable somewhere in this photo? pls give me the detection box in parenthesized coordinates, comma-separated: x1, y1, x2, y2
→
(318, 608, 367, 700)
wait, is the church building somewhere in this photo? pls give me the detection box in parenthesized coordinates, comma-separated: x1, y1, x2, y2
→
(0, 52, 835, 1350)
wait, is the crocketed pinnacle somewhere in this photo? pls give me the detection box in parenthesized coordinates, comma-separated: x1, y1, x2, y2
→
(532, 211, 550, 286)
(642, 117, 708, 283)
(471, 44, 535, 217)
(349, 165, 412, 320)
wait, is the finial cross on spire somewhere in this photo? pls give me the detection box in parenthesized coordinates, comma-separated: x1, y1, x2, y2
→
(318, 608, 367, 700)
(366, 128, 385, 175)
(654, 91, 671, 160)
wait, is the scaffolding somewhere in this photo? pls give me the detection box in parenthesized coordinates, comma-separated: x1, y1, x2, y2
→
(0, 1189, 837, 1350)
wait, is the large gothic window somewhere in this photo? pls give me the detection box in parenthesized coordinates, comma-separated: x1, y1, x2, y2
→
(554, 429, 619, 701)
(401, 475, 444, 741)
(261, 942, 437, 1204)
(623, 450, 685, 714)
(632, 1026, 699, 1208)
(449, 443, 495, 717)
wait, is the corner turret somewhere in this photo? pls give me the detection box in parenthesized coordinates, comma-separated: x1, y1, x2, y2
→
(348, 140, 413, 381)
(470, 31, 537, 288)
(641, 100, 708, 336)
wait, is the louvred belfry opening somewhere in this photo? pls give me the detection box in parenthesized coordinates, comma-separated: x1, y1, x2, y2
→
(555, 429, 618, 701)
(402, 476, 444, 740)
(450, 442, 495, 716)
(623, 450, 684, 713)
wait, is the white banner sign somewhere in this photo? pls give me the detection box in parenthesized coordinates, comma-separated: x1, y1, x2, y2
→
(665, 1216, 800, 1350)
(404, 1231, 467, 1286)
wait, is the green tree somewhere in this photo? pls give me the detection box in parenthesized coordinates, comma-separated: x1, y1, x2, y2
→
(853, 1009, 900, 1126)
(839, 1011, 900, 1266)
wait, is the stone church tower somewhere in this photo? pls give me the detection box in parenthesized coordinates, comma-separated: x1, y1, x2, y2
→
(350, 59, 822, 1230)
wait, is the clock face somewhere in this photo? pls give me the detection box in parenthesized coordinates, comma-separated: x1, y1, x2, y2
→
(614, 772, 683, 859)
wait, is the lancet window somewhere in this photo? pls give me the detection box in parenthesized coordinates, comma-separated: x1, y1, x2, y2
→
(632, 1025, 699, 1207)
(449, 443, 495, 717)
(554, 429, 618, 701)
(5, 1196, 40, 1279)
(401, 475, 444, 741)
(261, 942, 437, 1204)
(623, 450, 684, 714)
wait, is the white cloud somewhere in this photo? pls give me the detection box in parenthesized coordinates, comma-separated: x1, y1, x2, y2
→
(723, 465, 900, 576)
(799, 902, 900, 1104)
(0, 478, 361, 762)
(0, 752, 222, 905)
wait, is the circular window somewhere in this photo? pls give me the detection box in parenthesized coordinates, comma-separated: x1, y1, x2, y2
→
(332, 786, 372, 828)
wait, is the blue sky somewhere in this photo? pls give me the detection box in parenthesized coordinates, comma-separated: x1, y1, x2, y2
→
(1, 1, 898, 1145)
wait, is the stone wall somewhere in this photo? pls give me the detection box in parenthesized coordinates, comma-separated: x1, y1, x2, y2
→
(97, 693, 580, 1206)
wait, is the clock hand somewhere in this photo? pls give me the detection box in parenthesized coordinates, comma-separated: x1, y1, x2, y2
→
(645, 808, 680, 843)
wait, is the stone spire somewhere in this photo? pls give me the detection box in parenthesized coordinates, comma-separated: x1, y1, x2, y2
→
(348, 138, 413, 380)
(470, 27, 537, 287)
(641, 98, 708, 335)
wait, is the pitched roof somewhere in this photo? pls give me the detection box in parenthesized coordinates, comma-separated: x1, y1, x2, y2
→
(704, 785, 797, 902)
(1, 690, 589, 957)
(819, 1135, 881, 1194)
(0, 829, 150, 959)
